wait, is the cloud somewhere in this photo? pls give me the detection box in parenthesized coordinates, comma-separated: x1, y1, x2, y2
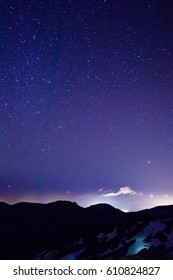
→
(102, 186, 136, 197)
(137, 192, 144, 196)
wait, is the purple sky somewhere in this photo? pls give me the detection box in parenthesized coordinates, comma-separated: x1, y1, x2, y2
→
(1, 0, 173, 211)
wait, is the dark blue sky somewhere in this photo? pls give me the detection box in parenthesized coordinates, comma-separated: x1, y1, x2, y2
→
(1, 0, 173, 210)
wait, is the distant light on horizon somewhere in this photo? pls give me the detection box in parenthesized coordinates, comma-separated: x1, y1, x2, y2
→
(2, 190, 173, 213)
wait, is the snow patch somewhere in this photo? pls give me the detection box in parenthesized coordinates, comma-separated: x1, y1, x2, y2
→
(34, 249, 59, 260)
(97, 232, 105, 241)
(98, 248, 115, 257)
(127, 220, 166, 255)
(143, 221, 165, 236)
(106, 227, 117, 240)
(61, 249, 85, 260)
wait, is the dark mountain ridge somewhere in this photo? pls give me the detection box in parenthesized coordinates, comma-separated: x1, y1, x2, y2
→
(0, 200, 173, 259)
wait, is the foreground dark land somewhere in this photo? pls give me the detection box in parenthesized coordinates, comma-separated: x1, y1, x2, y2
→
(0, 200, 173, 260)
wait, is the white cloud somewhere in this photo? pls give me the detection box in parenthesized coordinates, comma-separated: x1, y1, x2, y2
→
(102, 186, 136, 197)
(98, 188, 104, 192)
(137, 192, 144, 196)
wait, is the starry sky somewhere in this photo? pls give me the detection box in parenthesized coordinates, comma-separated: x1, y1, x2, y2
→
(1, 0, 173, 211)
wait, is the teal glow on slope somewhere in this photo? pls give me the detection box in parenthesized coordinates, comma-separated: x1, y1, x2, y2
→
(127, 236, 150, 255)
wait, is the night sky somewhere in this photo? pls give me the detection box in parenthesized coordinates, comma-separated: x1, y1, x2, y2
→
(1, 0, 173, 211)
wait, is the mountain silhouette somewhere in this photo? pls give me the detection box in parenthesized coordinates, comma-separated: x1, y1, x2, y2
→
(0, 200, 173, 259)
